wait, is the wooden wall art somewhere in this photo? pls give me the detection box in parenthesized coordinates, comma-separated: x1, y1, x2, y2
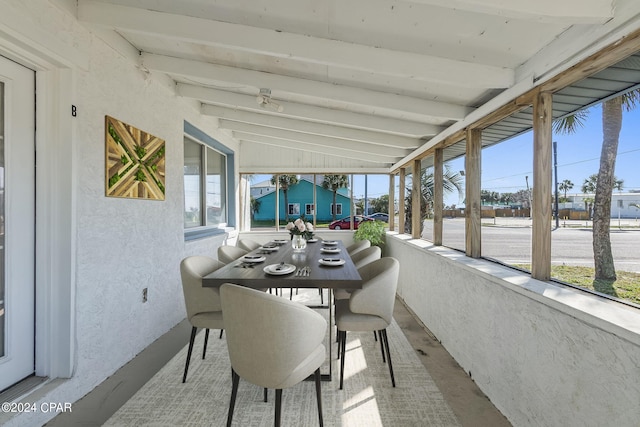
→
(105, 115, 165, 200)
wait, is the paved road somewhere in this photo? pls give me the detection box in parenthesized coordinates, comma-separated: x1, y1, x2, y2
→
(421, 218, 640, 273)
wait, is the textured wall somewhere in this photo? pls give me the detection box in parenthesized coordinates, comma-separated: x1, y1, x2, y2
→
(1, 1, 236, 425)
(387, 234, 640, 427)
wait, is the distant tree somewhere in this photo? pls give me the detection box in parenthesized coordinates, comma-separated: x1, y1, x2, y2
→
(321, 174, 349, 221)
(250, 196, 260, 220)
(404, 165, 463, 234)
(555, 89, 640, 280)
(559, 179, 574, 201)
(369, 194, 389, 214)
(271, 174, 299, 222)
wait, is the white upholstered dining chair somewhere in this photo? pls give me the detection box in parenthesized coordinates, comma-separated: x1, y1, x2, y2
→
(335, 257, 400, 389)
(237, 238, 261, 252)
(220, 283, 327, 427)
(179, 255, 226, 383)
(217, 245, 248, 264)
(333, 246, 382, 301)
(346, 239, 370, 256)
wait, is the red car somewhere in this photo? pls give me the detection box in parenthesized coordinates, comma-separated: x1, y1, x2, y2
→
(328, 215, 371, 230)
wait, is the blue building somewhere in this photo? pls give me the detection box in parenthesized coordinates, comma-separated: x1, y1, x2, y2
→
(253, 178, 351, 223)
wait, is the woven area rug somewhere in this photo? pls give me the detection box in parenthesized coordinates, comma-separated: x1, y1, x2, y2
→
(104, 289, 460, 426)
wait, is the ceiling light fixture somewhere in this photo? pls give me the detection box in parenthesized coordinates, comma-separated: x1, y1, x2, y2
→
(256, 88, 284, 113)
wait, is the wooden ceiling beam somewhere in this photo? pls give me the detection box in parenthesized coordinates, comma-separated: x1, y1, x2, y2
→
(177, 83, 442, 137)
(401, 0, 613, 24)
(79, 0, 513, 88)
(144, 53, 471, 122)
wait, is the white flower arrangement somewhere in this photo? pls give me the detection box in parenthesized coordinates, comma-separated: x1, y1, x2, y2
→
(285, 217, 315, 240)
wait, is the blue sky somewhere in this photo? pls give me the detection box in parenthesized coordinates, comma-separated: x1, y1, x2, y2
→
(252, 103, 639, 209)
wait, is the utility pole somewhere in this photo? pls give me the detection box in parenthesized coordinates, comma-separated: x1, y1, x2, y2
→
(553, 141, 559, 228)
(525, 175, 532, 219)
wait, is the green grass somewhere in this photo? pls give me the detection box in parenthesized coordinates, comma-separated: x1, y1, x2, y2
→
(515, 264, 640, 305)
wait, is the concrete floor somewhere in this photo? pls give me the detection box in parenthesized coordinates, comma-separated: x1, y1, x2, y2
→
(46, 297, 510, 427)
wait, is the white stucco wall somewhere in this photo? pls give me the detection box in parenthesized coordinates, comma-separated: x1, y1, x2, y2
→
(386, 233, 640, 427)
(0, 1, 238, 425)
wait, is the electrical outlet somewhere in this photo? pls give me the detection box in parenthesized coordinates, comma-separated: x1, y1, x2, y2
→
(142, 288, 148, 303)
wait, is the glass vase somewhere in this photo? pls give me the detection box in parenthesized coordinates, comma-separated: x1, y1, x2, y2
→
(291, 234, 307, 252)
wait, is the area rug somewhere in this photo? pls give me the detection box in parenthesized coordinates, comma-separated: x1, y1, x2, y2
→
(104, 289, 460, 426)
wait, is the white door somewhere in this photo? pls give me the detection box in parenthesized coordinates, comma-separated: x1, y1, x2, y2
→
(0, 55, 35, 390)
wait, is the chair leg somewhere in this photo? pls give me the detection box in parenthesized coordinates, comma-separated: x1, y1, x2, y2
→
(219, 329, 224, 339)
(318, 288, 324, 305)
(380, 329, 396, 387)
(339, 330, 347, 390)
(264, 387, 268, 402)
(378, 330, 386, 363)
(314, 368, 324, 427)
(226, 369, 240, 427)
(182, 326, 197, 383)
(374, 331, 378, 341)
(275, 389, 283, 427)
(203, 329, 210, 359)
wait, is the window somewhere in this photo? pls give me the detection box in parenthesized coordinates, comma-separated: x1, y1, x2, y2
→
(305, 204, 315, 215)
(288, 203, 300, 216)
(331, 203, 343, 216)
(184, 136, 227, 229)
(183, 122, 235, 239)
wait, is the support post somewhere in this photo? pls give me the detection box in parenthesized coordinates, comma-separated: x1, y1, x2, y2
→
(433, 148, 444, 245)
(465, 129, 481, 258)
(412, 159, 421, 239)
(532, 92, 553, 281)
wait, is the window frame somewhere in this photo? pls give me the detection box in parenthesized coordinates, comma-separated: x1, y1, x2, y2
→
(183, 122, 235, 241)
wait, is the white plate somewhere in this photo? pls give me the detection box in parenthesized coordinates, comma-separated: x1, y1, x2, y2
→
(321, 247, 341, 254)
(263, 263, 296, 275)
(259, 246, 279, 252)
(242, 255, 266, 263)
(273, 239, 288, 244)
(322, 240, 338, 245)
(307, 238, 318, 243)
(319, 258, 345, 266)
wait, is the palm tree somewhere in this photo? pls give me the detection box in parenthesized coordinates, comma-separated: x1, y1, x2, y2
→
(271, 174, 299, 222)
(321, 174, 349, 221)
(554, 89, 639, 280)
(404, 165, 464, 233)
(559, 179, 574, 201)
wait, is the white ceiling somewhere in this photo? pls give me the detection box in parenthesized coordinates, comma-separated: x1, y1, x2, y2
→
(76, 0, 640, 172)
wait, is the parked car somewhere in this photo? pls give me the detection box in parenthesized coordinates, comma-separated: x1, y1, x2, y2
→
(328, 215, 371, 230)
(367, 212, 389, 222)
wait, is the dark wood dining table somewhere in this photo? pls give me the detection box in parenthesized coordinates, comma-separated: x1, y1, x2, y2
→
(202, 238, 363, 381)
(202, 238, 362, 290)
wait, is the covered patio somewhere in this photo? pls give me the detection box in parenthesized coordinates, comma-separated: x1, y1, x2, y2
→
(1, 1, 639, 426)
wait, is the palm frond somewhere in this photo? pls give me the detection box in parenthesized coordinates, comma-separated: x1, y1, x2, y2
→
(553, 109, 589, 134)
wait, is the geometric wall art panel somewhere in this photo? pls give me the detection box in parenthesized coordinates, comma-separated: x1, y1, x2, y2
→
(105, 115, 166, 200)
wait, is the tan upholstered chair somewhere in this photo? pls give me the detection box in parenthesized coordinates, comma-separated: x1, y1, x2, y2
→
(346, 239, 371, 256)
(237, 238, 261, 252)
(217, 245, 248, 264)
(220, 283, 327, 427)
(335, 257, 400, 389)
(334, 246, 382, 301)
(179, 256, 226, 383)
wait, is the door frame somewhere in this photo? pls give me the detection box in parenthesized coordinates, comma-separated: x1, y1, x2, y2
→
(0, 42, 76, 380)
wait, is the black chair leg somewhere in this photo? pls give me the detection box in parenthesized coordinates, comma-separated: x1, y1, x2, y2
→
(182, 326, 197, 383)
(275, 389, 283, 427)
(227, 369, 240, 427)
(264, 387, 268, 402)
(219, 329, 224, 339)
(374, 331, 378, 341)
(319, 288, 324, 305)
(203, 329, 210, 359)
(378, 330, 386, 363)
(381, 329, 396, 387)
(339, 330, 347, 390)
(315, 368, 324, 426)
